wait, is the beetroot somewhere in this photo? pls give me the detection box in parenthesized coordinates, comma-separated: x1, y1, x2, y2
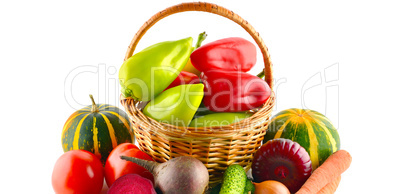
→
(108, 174, 156, 194)
(121, 155, 209, 194)
(252, 138, 312, 193)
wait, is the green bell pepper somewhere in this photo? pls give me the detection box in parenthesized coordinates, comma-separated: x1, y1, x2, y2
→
(143, 84, 204, 126)
(189, 112, 252, 128)
(119, 37, 193, 101)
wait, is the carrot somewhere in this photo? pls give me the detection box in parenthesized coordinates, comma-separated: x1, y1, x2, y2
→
(317, 176, 341, 194)
(296, 150, 351, 194)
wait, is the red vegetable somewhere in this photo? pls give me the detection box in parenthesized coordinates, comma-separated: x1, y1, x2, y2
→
(105, 143, 155, 187)
(164, 71, 199, 91)
(52, 150, 104, 194)
(201, 70, 271, 112)
(252, 138, 312, 193)
(190, 37, 256, 72)
(108, 174, 157, 194)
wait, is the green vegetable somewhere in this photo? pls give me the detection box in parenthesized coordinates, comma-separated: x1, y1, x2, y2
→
(219, 164, 247, 194)
(263, 108, 340, 170)
(143, 84, 204, 126)
(119, 37, 193, 101)
(189, 112, 252, 128)
(243, 179, 255, 194)
(209, 180, 254, 194)
(62, 95, 133, 164)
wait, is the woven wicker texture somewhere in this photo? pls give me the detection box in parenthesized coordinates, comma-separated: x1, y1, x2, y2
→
(120, 2, 275, 185)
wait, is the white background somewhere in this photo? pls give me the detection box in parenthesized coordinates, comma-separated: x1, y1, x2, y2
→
(1, 0, 401, 193)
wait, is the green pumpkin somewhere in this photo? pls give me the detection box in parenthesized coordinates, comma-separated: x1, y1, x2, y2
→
(62, 95, 133, 164)
(263, 108, 340, 170)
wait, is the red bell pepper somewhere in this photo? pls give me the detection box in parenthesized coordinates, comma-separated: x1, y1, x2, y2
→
(201, 70, 271, 112)
(164, 71, 200, 91)
(190, 37, 257, 72)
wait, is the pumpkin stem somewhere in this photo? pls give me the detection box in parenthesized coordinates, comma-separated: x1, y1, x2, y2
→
(89, 94, 99, 112)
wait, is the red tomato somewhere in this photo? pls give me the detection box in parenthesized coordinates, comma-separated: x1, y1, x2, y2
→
(52, 150, 104, 194)
(105, 143, 155, 187)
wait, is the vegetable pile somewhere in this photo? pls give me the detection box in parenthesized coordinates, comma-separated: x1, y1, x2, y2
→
(53, 33, 351, 193)
(119, 32, 271, 127)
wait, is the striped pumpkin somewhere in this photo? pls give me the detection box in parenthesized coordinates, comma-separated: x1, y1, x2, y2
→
(62, 95, 133, 164)
(263, 108, 340, 170)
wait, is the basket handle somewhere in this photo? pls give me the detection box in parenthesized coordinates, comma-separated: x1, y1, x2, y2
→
(124, 2, 274, 88)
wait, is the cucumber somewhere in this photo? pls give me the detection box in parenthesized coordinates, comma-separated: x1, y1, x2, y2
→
(219, 164, 247, 194)
(243, 179, 255, 194)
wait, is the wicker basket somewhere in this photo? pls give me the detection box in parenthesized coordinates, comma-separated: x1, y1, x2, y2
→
(120, 2, 275, 185)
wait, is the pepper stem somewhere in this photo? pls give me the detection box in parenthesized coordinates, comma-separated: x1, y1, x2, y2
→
(257, 69, 265, 79)
(89, 94, 99, 113)
(195, 32, 207, 49)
